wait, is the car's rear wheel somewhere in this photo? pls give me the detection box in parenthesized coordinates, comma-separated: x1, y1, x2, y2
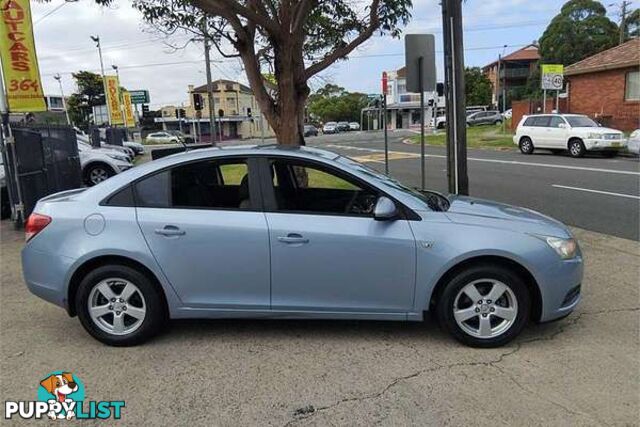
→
(568, 139, 586, 158)
(76, 264, 167, 346)
(436, 264, 530, 348)
(85, 163, 114, 186)
(519, 137, 534, 154)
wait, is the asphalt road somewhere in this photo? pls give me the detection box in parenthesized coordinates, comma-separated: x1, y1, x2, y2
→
(302, 130, 640, 241)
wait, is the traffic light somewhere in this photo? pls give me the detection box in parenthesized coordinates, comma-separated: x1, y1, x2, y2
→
(179, 109, 186, 118)
(193, 93, 203, 111)
(247, 107, 252, 118)
(436, 83, 444, 97)
(218, 109, 224, 117)
(142, 104, 150, 116)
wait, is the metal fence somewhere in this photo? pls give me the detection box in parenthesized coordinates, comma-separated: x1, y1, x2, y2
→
(4, 124, 81, 223)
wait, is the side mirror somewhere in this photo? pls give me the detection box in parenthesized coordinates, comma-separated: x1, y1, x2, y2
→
(374, 196, 398, 221)
(558, 123, 567, 129)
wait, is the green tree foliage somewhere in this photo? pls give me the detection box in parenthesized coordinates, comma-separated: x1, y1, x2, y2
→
(97, 0, 412, 145)
(307, 84, 368, 124)
(66, 71, 105, 127)
(624, 8, 640, 39)
(464, 67, 492, 106)
(539, 0, 618, 65)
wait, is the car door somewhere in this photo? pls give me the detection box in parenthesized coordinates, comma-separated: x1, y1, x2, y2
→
(530, 116, 552, 147)
(135, 157, 271, 309)
(547, 116, 568, 148)
(261, 157, 416, 314)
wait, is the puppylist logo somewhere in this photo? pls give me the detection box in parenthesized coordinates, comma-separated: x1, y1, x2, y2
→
(4, 371, 125, 420)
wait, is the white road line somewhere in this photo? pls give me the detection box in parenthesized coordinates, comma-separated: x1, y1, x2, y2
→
(325, 144, 640, 176)
(552, 184, 640, 200)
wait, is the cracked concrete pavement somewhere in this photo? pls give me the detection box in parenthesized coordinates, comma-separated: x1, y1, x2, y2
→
(1, 221, 638, 425)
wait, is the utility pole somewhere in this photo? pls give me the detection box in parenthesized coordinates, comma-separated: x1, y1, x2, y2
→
(202, 17, 218, 146)
(442, 0, 469, 195)
(617, 1, 632, 44)
(91, 35, 111, 126)
(53, 74, 71, 126)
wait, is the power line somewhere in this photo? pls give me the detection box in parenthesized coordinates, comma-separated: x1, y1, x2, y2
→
(34, 1, 69, 26)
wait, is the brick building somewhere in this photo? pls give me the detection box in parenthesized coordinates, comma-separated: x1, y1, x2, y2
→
(565, 38, 640, 131)
(482, 44, 540, 108)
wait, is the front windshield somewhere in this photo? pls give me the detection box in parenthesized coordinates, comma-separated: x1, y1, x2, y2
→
(337, 156, 450, 212)
(566, 116, 598, 127)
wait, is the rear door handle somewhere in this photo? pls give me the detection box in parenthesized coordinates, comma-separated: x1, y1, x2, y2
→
(154, 225, 186, 237)
(277, 233, 309, 244)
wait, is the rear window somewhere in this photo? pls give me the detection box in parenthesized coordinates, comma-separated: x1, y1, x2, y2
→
(523, 116, 551, 127)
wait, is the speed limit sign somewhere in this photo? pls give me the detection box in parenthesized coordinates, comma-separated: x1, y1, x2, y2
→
(541, 64, 564, 90)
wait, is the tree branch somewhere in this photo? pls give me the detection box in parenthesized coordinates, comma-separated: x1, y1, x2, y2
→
(304, 0, 381, 78)
(191, 0, 282, 37)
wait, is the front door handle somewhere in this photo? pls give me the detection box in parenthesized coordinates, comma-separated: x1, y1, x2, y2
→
(277, 233, 309, 244)
(154, 225, 186, 237)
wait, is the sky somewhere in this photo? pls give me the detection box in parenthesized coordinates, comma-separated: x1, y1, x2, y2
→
(31, 0, 628, 109)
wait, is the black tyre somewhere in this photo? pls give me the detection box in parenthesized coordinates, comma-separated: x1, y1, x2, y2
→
(84, 163, 115, 186)
(436, 264, 531, 348)
(75, 264, 167, 346)
(568, 139, 586, 158)
(519, 137, 534, 154)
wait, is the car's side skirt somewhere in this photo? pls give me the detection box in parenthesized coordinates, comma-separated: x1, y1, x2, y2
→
(172, 308, 425, 322)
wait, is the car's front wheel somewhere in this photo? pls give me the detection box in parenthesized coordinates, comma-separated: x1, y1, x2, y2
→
(568, 139, 586, 158)
(436, 264, 530, 348)
(519, 137, 534, 154)
(76, 264, 167, 346)
(84, 163, 114, 186)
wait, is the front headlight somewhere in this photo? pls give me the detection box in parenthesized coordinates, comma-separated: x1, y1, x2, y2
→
(107, 153, 128, 162)
(587, 132, 602, 139)
(543, 236, 578, 259)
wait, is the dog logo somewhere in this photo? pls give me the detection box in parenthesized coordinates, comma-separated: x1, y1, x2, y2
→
(39, 372, 79, 420)
(4, 371, 124, 420)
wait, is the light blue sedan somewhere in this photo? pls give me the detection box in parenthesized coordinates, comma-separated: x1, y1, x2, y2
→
(21, 145, 583, 347)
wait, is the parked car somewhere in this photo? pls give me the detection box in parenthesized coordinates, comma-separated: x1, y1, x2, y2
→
(430, 116, 446, 129)
(502, 109, 512, 120)
(303, 125, 318, 137)
(349, 122, 361, 131)
(77, 141, 133, 186)
(123, 141, 145, 156)
(76, 129, 139, 159)
(467, 110, 503, 126)
(22, 145, 582, 348)
(0, 156, 9, 219)
(322, 122, 339, 134)
(337, 121, 350, 132)
(514, 114, 626, 158)
(167, 130, 195, 144)
(145, 132, 180, 144)
(627, 129, 640, 155)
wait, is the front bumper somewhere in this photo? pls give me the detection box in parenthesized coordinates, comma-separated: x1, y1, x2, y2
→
(538, 256, 584, 322)
(583, 139, 627, 151)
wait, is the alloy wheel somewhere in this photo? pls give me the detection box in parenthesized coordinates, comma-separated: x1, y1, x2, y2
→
(570, 142, 582, 157)
(89, 167, 109, 184)
(452, 279, 518, 339)
(88, 278, 147, 336)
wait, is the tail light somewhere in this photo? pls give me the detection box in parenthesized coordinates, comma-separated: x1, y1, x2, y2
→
(25, 213, 51, 242)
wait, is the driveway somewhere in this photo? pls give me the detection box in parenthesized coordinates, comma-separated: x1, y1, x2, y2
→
(0, 220, 638, 425)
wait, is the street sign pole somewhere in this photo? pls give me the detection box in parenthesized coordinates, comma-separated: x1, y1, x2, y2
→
(382, 72, 389, 175)
(543, 89, 547, 113)
(202, 17, 218, 146)
(419, 56, 425, 191)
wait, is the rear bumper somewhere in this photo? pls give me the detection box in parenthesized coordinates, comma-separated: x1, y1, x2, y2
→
(22, 247, 74, 311)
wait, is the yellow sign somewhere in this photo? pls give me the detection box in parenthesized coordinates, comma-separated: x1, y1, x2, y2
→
(0, 0, 46, 112)
(541, 64, 564, 75)
(104, 75, 124, 125)
(122, 91, 135, 128)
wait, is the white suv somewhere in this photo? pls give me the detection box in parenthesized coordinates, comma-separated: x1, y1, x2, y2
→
(514, 114, 626, 158)
(77, 141, 133, 186)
